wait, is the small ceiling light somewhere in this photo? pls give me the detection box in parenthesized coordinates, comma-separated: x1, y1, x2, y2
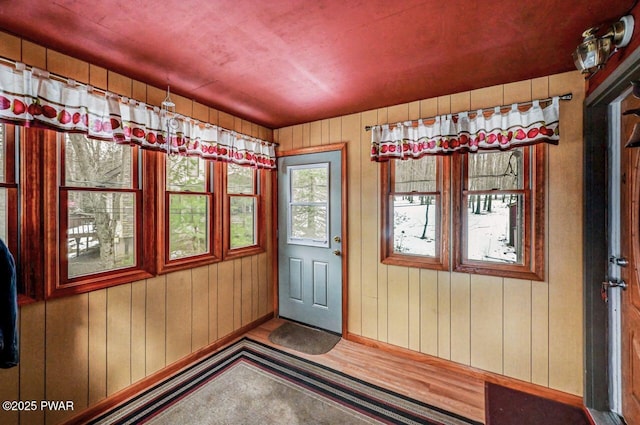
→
(573, 15, 634, 75)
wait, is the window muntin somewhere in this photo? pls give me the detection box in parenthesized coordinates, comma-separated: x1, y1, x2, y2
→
(165, 155, 213, 261)
(288, 163, 329, 246)
(61, 134, 141, 282)
(381, 155, 448, 269)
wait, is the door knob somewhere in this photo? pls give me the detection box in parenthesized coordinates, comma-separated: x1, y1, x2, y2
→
(333, 250, 341, 256)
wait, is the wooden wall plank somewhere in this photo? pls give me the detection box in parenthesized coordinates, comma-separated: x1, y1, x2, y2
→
(241, 256, 253, 326)
(46, 50, 89, 83)
(0, 32, 21, 60)
(165, 270, 192, 364)
(21, 41, 46, 69)
(531, 280, 550, 386)
(208, 263, 219, 343)
(329, 117, 342, 144)
(360, 109, 379, 339)
(45, 295, 89, 424)
(0, 363, 18, 425)
(470, 275, 503, 374)
(258, 253, 268, 318)
(252, 255, 260, 321)
(130, 279, 146, 383)
(192, 266, 210, 351)
(292, 124, 303, 150)
(233, 259, 242, 330)
(470, 86, 504, 110)
(106, 284, 132, 396)
(420, 98, 438, 118)
(547, 71, 585, 396)
(437, 270, 451, 360)
(145, 275, 166, 375)
(89, 65, 107, 90)
(309, 120, 322, 146)
(419, 269, 439, 356)
(450, 92, 471, 114)
(450, 272, 471, 365)
(192, 101, 209, 122)
(302, 122, 310, 148)
(376, 107, 389, 343)
(387, 265, 410, 348)
(503, 278, 532, 381)
(408, 267, 421, 351)
(132, 80, 147, 103)
(107, 71, 132, 97)
(344, 112, 362, 335)
(321, 119, 330, 145)
(278, 126, 293, 152)
(218, 260, 235, 337)
(504, 80, 532, 104)
(88, 289, 107, 405)
(18, 302, 45, 425)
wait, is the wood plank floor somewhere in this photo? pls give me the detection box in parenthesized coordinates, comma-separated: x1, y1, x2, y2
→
(245, 318, 486, 423)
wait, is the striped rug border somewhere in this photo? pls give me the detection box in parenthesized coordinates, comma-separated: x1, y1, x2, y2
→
(88, 338, 482, 425)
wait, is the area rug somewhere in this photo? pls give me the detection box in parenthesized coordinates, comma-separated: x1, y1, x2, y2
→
(486, 383, 591, 425)
(88, 338, 481, 425)
(268, 321, 341, 355)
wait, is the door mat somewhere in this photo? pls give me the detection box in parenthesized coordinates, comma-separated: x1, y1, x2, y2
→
(268, 321, 341, 355)
(486, 382, 590, 425)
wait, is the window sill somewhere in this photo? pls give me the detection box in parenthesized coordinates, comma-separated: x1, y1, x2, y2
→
(454, 262, 545, 281)
(48, 269, 155, 299)
(224, 245, 265, 261)
(158, 255, 222, 275)
(381, 254, 448, 271)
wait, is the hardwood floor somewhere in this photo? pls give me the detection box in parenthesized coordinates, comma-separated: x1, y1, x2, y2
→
(246, 318, 486, 423)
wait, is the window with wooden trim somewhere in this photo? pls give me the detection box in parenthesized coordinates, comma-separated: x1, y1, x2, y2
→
(223, 162, 264, 258)
(453, 145, 545, 280)
(0, 124, 17, 255)
(380, 155, 449, 270)
(163, 154, 220, 268)
(56, 133, 150, 292)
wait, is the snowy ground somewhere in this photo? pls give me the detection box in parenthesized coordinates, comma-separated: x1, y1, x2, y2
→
(394, 197, 519, 263)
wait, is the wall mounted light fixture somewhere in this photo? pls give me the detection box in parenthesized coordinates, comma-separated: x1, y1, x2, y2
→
(573, 15, 634, 75)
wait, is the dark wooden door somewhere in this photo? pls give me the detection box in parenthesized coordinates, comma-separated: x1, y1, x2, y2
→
(621, 91, 640, 423)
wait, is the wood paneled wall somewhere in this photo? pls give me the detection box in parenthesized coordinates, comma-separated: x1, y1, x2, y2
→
(0, 32, 274, 425)
(274, 71, 586, 397)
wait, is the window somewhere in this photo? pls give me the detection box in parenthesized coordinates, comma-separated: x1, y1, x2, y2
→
(380, 155, 449, 269)
(163, 154, 220, 269)
(0, 124, 17, 253)
(288, 164, 329, 246)
(57, 133, 150, 292)
(380, 145, 544, 280)
(453, 145, 544, 280)
(224, 162, 264, 258)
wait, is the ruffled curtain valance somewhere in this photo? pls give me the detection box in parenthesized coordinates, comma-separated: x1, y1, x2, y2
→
(370, 97, 560, 161)
(0, 62, 276, 169)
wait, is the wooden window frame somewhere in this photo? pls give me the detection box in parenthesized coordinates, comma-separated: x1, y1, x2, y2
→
(222, 163, 266, 260)
(157, 154, 222, 274)
(380, 156, 450, 270)
(452, 145, 545, 281)
(46, 132, 153, 298)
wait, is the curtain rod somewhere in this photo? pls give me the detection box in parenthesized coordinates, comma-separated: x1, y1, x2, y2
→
(364, 93, 573, 131)
(0, 56, 278, 146)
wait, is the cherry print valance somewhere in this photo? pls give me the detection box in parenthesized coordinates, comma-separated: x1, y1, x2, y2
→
(370, 96, 562, 161)
(0, 62, 276, 169)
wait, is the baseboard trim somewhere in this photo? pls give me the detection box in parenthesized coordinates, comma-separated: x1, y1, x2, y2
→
(63, 312, 274, 425)
(346, 332, 584, 409)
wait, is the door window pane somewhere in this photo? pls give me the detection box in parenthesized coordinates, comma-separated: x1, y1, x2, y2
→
(67, 191, 136, 277)
(291, 165, 328, 202)
(290, 205, 327, 241)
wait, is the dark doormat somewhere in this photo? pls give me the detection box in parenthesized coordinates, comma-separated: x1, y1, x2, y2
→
(486, 383, 591, 425)
(268, 321, 341, 355)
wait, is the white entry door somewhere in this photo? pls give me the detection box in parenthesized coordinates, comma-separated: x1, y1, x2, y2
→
(277, 150, 342, 334)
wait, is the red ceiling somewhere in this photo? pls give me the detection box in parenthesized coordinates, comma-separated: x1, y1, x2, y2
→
(0, 0, 635, 128)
